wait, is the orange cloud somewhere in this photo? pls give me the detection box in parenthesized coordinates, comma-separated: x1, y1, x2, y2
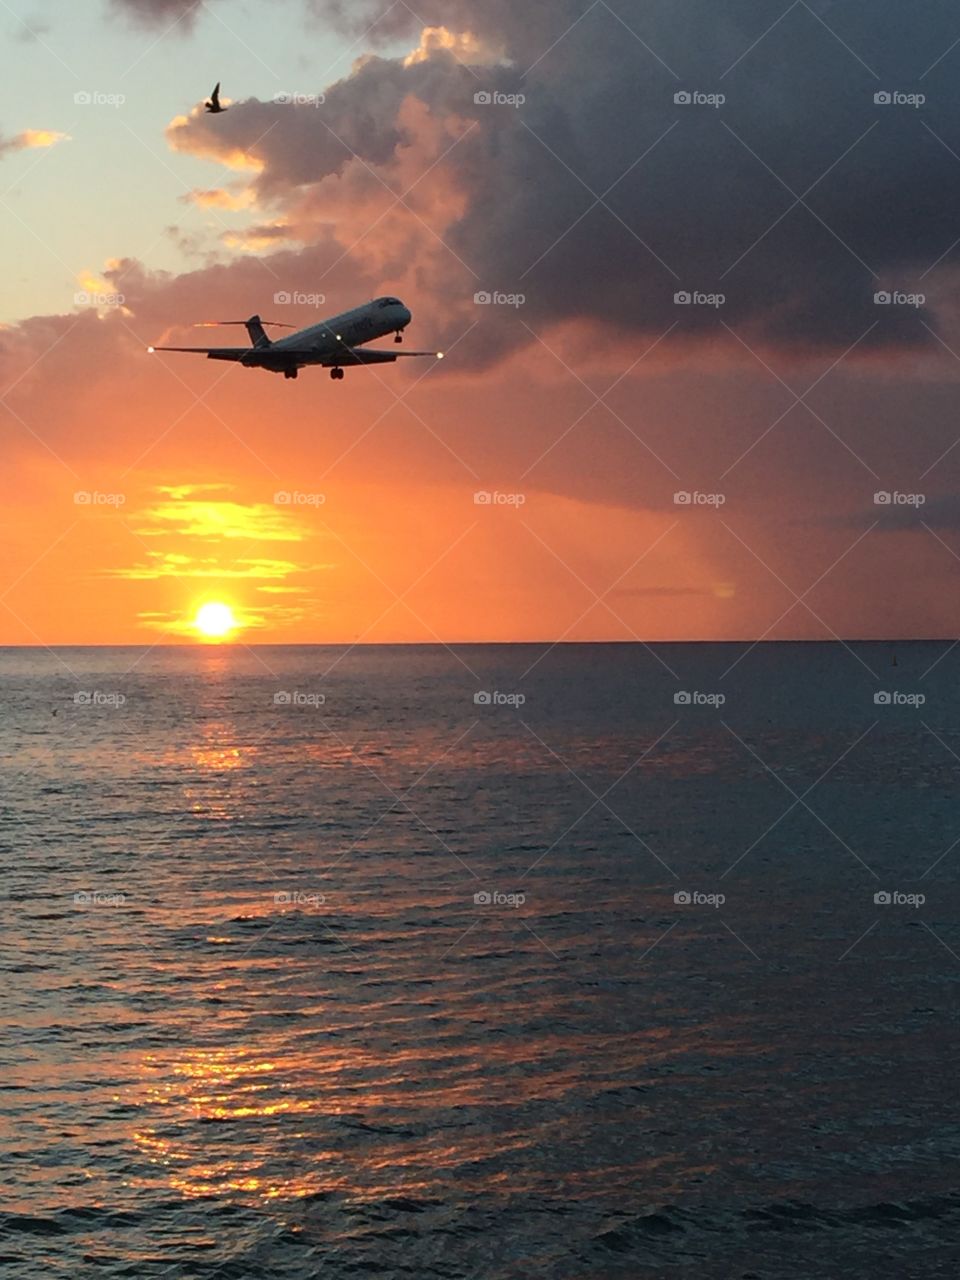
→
(130, 489, 308, 543)
(222, 223, 296, 251)
(402, 25, 504, 66)
(166, 110, 264, 172)
(0, 128, 70, 156)
(184, 186, 256, 210)
(88, 487, 326, 637)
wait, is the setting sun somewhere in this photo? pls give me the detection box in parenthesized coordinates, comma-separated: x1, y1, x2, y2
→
(193, 602, 238, 641)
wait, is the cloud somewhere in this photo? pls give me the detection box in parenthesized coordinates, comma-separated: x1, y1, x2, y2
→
(164, 58, 412, 186)
(0, 129, 69, 156)
(108, 0, 206, 30)
(182, 186, 256, 210)
(129, 489, 307, 542)
(160, 0, 960, 367)
(221, 222, 296, 251)
(871, 493, 960, 532)
(163, 223, 224, 263)
(116, 552, 304, 580)
(402, 25, 504, 68)
(105, 488, 322, 637)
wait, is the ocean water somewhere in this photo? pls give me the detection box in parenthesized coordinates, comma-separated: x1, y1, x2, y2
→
(2, 641, 959, 1279)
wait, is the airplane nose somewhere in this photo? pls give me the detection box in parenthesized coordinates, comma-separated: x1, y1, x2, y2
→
(401, 307, 412, 326)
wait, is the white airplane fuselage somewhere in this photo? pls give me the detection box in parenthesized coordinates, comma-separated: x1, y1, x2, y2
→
(269, 297, 412, 364)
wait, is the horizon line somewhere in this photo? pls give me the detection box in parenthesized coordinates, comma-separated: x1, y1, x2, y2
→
(0, 637, 943, 651)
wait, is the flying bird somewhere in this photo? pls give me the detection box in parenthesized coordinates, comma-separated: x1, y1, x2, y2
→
(204, 82, 227, 114)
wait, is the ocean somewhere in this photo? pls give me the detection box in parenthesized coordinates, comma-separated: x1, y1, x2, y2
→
(2, 642, 958, 1278)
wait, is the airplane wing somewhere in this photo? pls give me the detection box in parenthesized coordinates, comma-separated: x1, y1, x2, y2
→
(150, 346, 318, 364)
(325, 347, 442, 366)
(149, 346, 251, 361)
(148, 345, 443, 370)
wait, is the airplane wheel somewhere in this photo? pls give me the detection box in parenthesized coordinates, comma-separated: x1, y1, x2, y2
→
(395, 331, 403, 343)
(284, 369, 298, 380)
(331, 367, 344, 381)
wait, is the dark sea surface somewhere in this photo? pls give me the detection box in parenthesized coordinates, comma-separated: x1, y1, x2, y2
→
(2, 641, 959, 1278)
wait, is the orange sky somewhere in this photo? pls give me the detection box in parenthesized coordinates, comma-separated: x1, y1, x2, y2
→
(2, 290, 958, 646)
(2, 3, 959, 646)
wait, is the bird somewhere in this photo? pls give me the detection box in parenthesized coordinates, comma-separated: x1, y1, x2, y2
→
(204, 82, 227, 114)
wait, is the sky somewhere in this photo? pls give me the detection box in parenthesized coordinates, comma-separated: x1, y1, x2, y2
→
(1, 0, 960, 645)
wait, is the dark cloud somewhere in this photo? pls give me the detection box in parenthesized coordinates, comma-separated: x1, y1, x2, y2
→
(108, 0, 205, 29)
(872, 493, 960, 531)
(166, 55, 439, 193)
(159, 0, 960, 366)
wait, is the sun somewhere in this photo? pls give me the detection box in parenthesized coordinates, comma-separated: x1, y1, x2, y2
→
(193, 601, 238, 641)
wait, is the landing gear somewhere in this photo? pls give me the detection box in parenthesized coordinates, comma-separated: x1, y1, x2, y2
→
(395, 330, 403, 343)
(284, 368, 298, 380)
(330, 367, 344, 381)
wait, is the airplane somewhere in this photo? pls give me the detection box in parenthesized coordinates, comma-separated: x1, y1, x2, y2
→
(147, 296, 444, 381)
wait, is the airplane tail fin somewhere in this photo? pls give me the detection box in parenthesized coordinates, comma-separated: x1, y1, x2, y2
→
(245, 315, 271, 349)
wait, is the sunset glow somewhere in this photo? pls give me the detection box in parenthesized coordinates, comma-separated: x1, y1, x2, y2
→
(0, 2, 957, 648)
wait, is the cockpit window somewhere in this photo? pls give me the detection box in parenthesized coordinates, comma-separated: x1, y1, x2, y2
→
(379, 297, 402, 307)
